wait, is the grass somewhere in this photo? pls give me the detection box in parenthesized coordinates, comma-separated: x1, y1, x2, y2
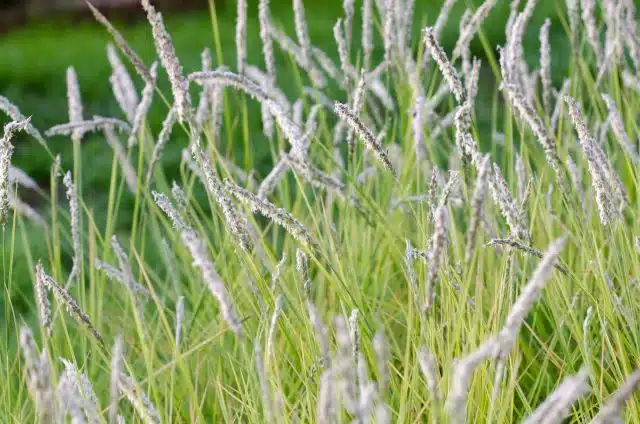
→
(2, 0, 640, 422)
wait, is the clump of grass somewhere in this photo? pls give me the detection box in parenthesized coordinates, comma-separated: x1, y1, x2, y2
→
(4, 0, 640, 422)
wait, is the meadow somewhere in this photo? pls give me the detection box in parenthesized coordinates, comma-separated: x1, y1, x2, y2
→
(2, 0, 640, 422)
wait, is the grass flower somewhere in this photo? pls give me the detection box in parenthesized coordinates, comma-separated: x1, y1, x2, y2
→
(34, 265, 52, 337)
(146, 106, 177, 186)
(601, 93, 640, 166)
(335, 103, 397, 177)
(152, 191, 186, 231)
(0, 120, 29, 225)
(87, 1, 152, 83)
(591, 367, 640, 424)
(119, 374, 161, 424)
(418, 346, 440, 408)
(141, 0, 191, 122)
(423, 202, 448, 312)
(20, 326, 56, 421)
(423, 27, 466, 104)
(236, 0, 247, 74)
(66, 66, 84, 141)
(539, 19, 552, 113)
(465, 155, 490, 263)
(521, 369, 590, 424)
(107, 43, 138, 122)
(191, 142, 252, 252)
(110, 236, 149, 300)
(63, 171, 82, 287)
(181, 228, 243, 337)
(564, 96, 620, 224)
(37, 263, 104, 345)
(109, 336, 123, 424)
(0, 96, 47, 149)
(225, 178, 316, 247)
(45, 116, 130, 138)
(127, 62, 157, 148)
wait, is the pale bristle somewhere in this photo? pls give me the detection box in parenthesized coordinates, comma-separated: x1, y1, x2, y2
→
(539, 19, 552, 113)
(181, 228, 243, 337)
(190, 141, 252, 252)
(464, 154, 491, 263)
(225, 178, 316, 247)
(87, 1, 152, 83)
(423, 27, 466, 104)
(564, 95, 620, 225)
(521, 368, 590, 424)
(423, 202, 448, 312)
(63, 171, 82, 288)
(335, 102, 397, 177)
(37, 263, 104, 345)
(141, 0, 191, 122)
(127, 62, 158, 148)
(20, 326, 56, 421)
(236, 0, 247, 74)
(119, 374, 162, 424)
(0, 97, 47, 149)
(293, 0, 312, 68)
(107, 43, 139, 122)
(418, 346, 440, 407)
(0, 120, 28, 225)
(66, 66, 84, 141)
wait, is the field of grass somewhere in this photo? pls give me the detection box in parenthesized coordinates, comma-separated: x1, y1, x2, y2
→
(2, 0, 640, 422)
(0, 0, 570, 307)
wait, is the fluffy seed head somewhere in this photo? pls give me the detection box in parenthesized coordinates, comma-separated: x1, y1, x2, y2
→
(236, 0, 247, 73)
(107, 44, 139, 122)
(191, 142, 252, 252)
(34, 264, 52, 336)
(152, 191, 186, 230)
(0, 120, 28, 225)
(0, 96, 47, 148)
(225, 178, 316, 247)
(63, 171, 82, 288)
(86, 1, 152, 83)
(36, 263, 104, 345)
(564, 95, 619, 225)
(118, 374, 161, 424)
(127, 62, 157, 148)
(423, 27, 466, 103)
(181, 228, 243, 337)
(20, 326, 56, 421)
(141, 0, 191, 122)
(66, 66, 84, 141)
(335, 103, 397, 177)
(539, 19, 552, 113)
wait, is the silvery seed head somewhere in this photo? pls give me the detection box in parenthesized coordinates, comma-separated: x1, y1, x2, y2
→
(181, 228, 243, 337)
(107, 44, 139, 122)
(20, 326, 56, 421)
(87, 2, 151, 83)
(423, 27, 466, 104)
(0, 96, 47, 148)
(66, 66, 84, 141)
(0, 119, 29, 226)
(141, 0, 192, 122)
